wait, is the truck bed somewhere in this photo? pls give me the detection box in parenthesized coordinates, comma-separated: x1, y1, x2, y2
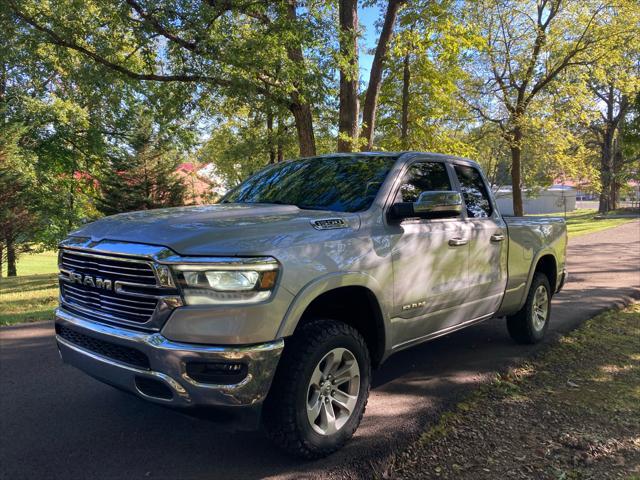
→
(498, 216, 567, 315)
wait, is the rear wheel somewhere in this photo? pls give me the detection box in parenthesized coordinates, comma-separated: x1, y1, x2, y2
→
(263, 319, 371, 459)
(507, 273, 551, 344)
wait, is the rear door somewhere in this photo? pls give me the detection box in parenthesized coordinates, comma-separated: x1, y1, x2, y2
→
(388, 160, 472, 347)
(452, 163, 508, 318)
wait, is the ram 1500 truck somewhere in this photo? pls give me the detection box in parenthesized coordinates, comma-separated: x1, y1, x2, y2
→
(55, 152, 567, 458)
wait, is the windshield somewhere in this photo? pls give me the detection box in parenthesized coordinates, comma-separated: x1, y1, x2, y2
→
(222, 155, 398, 213)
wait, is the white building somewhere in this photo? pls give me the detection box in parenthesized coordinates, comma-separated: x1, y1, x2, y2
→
(495, 185, 577, 216)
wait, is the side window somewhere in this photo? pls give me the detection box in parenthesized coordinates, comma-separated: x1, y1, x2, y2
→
(453, 165, 493, 218)
(396, 162, 451, 203)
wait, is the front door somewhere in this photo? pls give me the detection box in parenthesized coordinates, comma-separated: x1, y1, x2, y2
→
(389, 161, 471, 347)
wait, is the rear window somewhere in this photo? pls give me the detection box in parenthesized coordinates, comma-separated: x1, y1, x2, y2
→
(453, 165, 493, 218)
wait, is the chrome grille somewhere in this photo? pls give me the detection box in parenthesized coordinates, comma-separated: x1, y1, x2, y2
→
(60, 250, 156, 285)
(61, 283, 157, 322)
(59, 248, 161, 328)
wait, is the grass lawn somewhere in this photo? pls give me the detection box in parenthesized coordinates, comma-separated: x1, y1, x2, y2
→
(381, 303, 640, 479)
(0, 250, 59, 326)
(531, 208, 638, 238)
(0, 273, 58, 326)
(1, 249, 59, 277)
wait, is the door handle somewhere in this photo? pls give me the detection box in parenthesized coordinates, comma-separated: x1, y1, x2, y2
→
(448, 238, 468, 247)
(490, 233, 505, 242)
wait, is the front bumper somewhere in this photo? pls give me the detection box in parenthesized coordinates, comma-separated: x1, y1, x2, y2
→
(55, 308, 284, 408)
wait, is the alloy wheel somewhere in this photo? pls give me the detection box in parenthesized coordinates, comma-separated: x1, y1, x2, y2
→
(531, 284, 549, 331)
(306, 347, 360, 436)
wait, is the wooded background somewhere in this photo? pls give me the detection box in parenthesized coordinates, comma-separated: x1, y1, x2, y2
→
(1, 0, 639, 276)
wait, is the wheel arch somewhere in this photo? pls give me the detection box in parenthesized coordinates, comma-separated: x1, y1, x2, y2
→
(277, 273, 390, 366)
(534, 254, 558, 292)
(517, 251, 558, 311)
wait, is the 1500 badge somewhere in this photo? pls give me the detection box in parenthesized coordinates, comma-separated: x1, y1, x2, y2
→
(402, 300, 426, 311)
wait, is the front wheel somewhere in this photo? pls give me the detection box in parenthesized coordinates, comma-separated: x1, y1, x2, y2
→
(506, 272, 552, 344)
(263, 319, 371, 459)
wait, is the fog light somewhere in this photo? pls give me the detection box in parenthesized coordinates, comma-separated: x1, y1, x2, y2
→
(186, 361, 248, 385)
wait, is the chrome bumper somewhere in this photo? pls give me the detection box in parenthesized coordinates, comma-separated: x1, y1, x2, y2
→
(55, 308, 284, 408)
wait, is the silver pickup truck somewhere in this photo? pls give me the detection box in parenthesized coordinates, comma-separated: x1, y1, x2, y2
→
(55, 152, 567, 458)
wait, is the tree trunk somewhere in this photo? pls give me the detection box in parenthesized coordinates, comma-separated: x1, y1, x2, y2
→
(610, 180, 617, 211)
(289, 99, 316, 157)
(509, 125, 524, 216)
(277, 118, 285, 162)
(68, 186, 75, 231)
(337, 0, 359, 152)
(609, 157, 620, 210)
(400, 52, 410, 149)
(610, 98, 629, 211)
(598, 126, 614, 214)
(611, 141, 622, 211)
(285, 1, 316, 157)
(360, 0, 404, 151)
(0, 244, 3, 279)
(267, 109, 276, 164)
(6, 237, 17, 277)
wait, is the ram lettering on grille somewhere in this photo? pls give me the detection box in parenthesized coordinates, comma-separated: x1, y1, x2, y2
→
(67, 272, 113, 290)
(59, 249, 160, 326)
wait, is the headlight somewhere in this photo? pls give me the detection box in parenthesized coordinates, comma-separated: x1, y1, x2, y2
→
(171, 259, 279, 305)
(183, 270, 260, 291)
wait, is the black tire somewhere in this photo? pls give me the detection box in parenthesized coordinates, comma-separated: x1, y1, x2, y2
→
(263, 319, 371, 459)
(507, 272, 552, 344)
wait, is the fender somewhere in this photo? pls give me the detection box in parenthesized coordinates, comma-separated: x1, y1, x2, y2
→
(276, 271, 392, 353)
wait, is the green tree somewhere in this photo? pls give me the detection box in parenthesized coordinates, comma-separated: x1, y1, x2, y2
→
(1, 10, 99, 272)
(619, 93, 640, 203)
(2, 1, 202, 241)
(376, 0, 477, 155)
(621, 93, 640, 174)
(98, 114, 186, 215)
(7, 0, 332, 157)
(334, 0, 407, 152)
(198, 104, 299, 188)
(584, 34, 640, 211)
(463, 0, 633, 215)
(0, 123, 41, 277)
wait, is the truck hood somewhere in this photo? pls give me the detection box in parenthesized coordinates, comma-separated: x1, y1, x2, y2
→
(69, 204, 360, 256)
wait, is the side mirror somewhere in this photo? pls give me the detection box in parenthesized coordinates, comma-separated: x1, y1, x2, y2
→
(389, 191, 462, 221)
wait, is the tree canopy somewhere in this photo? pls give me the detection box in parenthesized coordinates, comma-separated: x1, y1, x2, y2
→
(1, 0, 639, 274)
